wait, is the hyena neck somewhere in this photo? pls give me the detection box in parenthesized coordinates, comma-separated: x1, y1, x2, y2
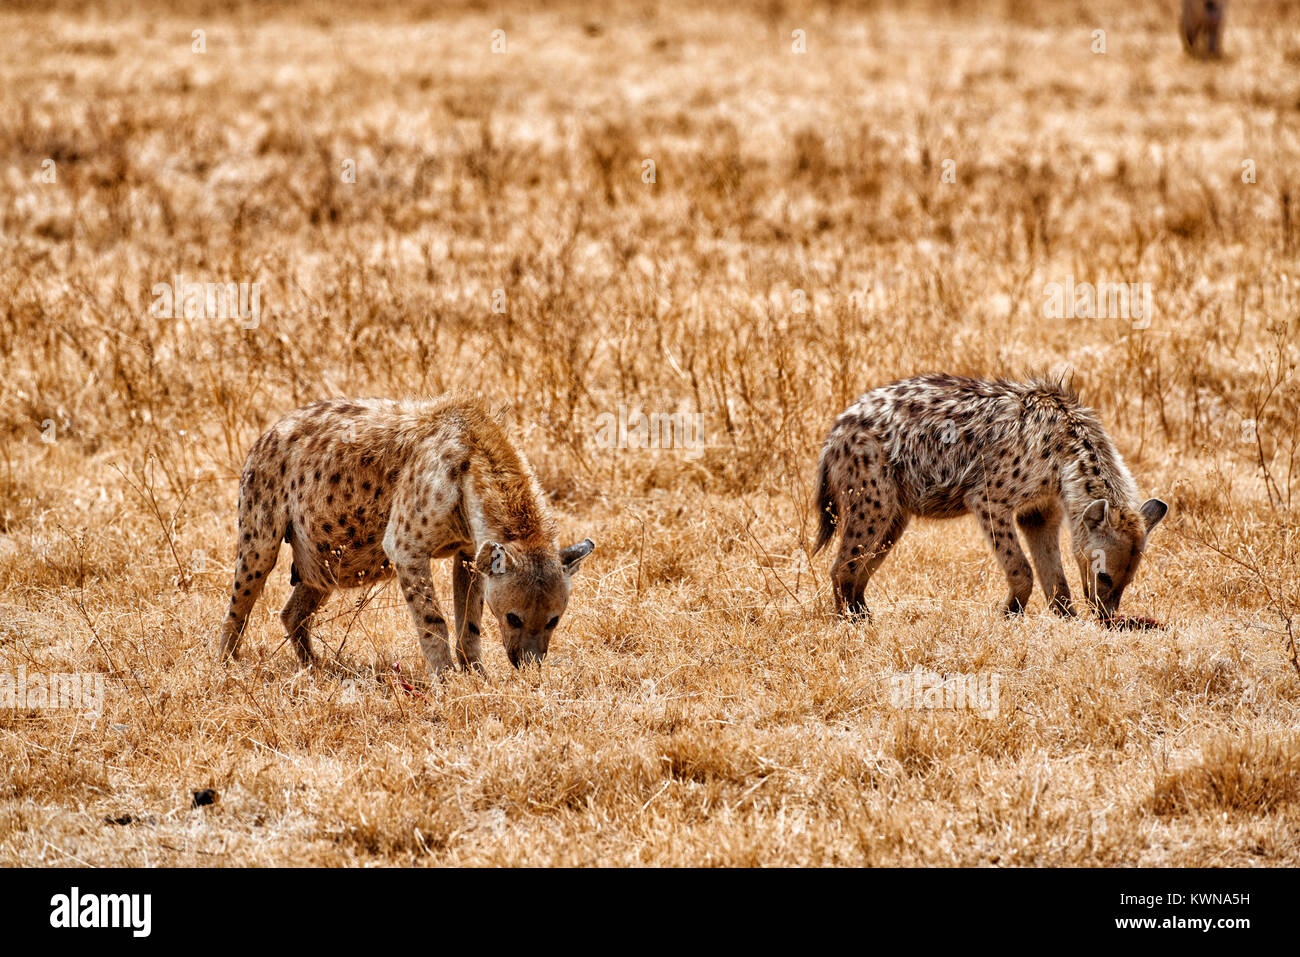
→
(463, 465, 557, 555)
(1053, 413, 1141, 529)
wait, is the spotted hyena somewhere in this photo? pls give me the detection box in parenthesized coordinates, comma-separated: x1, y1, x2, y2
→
(214, 397, 595, 673)
(1181, 0, 1225, 58)
(813, 375, 1167, 619)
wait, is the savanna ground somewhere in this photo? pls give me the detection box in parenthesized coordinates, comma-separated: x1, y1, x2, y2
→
(1, 0, 1299, 866)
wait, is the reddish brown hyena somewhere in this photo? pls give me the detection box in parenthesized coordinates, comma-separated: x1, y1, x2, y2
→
(813, 375, 1167, 619)
(215, 397, 594, 674)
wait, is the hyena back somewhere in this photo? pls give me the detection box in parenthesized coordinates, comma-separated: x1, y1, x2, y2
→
(813, 374, 1167, 619)
(215, 397, 594, 673)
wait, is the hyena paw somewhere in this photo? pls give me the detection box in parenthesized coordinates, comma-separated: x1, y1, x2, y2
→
(839, 600, 872, 622)
(1002, 596, 1027, 617)
(1048, 596, 1076, 617)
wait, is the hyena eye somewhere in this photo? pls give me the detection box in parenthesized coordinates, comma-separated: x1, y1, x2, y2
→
(1096, 572, 1114, 589)
(545, 616, 559, 630)
(506, 613, 523, 629)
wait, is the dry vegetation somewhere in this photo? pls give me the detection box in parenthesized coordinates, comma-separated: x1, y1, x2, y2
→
(1, 0, 1299, 866)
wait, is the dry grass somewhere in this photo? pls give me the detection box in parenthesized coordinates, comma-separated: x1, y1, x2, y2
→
(1, 0, 1299, 866)
(1152, 734, 1300, 817)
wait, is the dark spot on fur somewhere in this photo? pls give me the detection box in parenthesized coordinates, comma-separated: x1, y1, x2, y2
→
(1017, 509, 1046, 529)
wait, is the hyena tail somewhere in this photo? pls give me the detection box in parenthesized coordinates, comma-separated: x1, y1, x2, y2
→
(812, 447, 838, 554)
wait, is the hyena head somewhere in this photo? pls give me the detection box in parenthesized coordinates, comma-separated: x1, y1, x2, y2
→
(477, 538, 595, 667)
(1074, 499, 1168, 617)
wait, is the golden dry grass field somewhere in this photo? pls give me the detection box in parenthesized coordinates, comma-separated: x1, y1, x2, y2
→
(1, 0, 1298, 866)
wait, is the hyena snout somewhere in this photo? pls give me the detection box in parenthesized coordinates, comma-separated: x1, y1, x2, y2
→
(498, 609, 559, 668)
(491, 598, 562, 668)
(507, 637, 549, 669)
(1078, 559, 1125, 617)
(495, 608, 559, 668)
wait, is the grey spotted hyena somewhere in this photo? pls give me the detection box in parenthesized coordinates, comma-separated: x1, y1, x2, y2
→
(813, 375, 1167, 619)
(1181, 0, 1225, 58)
(215, 397, 595, 674)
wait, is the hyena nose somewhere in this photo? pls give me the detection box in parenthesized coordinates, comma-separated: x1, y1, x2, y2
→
(514, 648, 544, 668)
(1093, 596, 1120, 618)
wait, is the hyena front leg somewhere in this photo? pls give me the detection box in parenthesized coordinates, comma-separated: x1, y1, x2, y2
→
(1207, 21, 1221, 56)
(383, 471, 460, 677)
(280, 582, 329, 665)
(215, 480, 283, 660)
(452, 551, 486, 674)
(1015, 503, 1074, 616)
(388, 555, 453, 676)
(969, 496, 1034, 616)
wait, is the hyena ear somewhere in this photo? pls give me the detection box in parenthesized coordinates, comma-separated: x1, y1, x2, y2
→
(1140, 498, 1169, 533)
(475, 541, 513, 577)
(560, 538, 595, 577)
(1082, 499, 1109, 530)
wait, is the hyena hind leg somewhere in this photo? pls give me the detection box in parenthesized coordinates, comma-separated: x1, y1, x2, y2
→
(215, 509, 283, 661)
(970, 499, 1034, 616)
(280, 582, 329, 665)
(831, 510, 909, 619)
(1016, 504, 1074, 616)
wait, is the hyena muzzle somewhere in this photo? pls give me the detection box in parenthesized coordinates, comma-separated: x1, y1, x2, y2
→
(812, 374, 1167, 620)
(214, 397, 594, 674)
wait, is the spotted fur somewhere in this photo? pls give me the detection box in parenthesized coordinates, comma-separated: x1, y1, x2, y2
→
(813, 374, 1167, 619)
(215, 396, 594, 673)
